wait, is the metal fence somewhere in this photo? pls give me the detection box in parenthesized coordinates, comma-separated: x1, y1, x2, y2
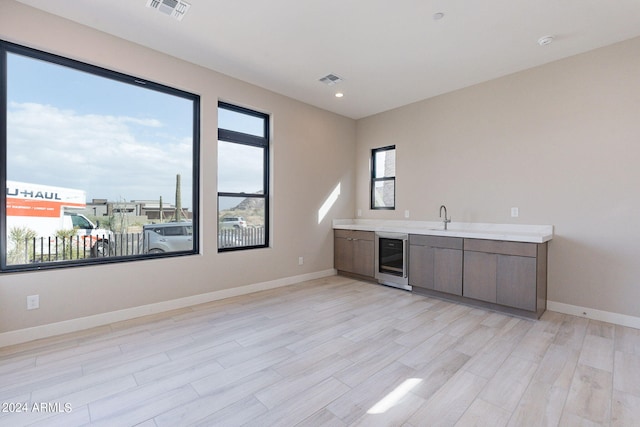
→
(9, 235, 101, 264)
(218, 227, 265, 249)
(108, 233, 146, 257)
(9, 227, 266, 264)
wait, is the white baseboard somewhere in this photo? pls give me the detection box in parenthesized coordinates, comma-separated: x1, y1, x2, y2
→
(547, 301, 640, 330)
(0, 269, 337, 349)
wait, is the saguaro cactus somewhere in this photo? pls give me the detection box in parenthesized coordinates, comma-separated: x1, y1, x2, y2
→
(175, 174, 182, 222)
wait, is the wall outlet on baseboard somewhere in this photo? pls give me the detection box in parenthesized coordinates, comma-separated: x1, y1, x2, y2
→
(27, 295, 39, 310)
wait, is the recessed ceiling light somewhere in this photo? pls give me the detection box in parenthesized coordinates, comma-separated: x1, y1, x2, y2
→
(433, 12, 445, 21)
(335, 92, 344, 98)
(537, 36, 554, 46)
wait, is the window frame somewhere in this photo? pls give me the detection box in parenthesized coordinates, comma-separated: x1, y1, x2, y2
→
(0, 40, 201, 272)
(370, 145, 396, 210)
(217, 101, 270, 252)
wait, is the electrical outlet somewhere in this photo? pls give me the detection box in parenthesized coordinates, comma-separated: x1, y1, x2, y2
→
(404, 210, 410, 218)
(298, 256, 304, 265)
(511, 207, 519, 218)
(27, 295, 39, 310)
(357, 209, 362, 217)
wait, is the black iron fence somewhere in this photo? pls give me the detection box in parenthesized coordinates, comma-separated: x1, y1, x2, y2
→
(8, 235, 104, 264)
(8, 227, 265, 264)
(218, 227, 265, 249)
(109, 233, 146, 257)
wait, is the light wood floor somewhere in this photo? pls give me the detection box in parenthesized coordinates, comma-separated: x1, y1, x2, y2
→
(1, 275, 639, 426)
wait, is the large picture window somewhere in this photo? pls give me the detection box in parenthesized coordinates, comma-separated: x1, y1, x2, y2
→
(371, 145, 396, 210)
(218, 102, 269, 250)
(1, 41, 200, 272)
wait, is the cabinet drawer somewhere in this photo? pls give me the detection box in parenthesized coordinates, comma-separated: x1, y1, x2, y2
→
(334, 229, 374, 241)
(463, 239, 537, 257)
(409, 234, 463, 250)
(352, 231, 374, 241)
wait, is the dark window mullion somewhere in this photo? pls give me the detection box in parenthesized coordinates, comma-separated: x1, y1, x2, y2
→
(218, 192, 265, 198)
(372, 177, 395, 184)
(218, 128, 267, 148)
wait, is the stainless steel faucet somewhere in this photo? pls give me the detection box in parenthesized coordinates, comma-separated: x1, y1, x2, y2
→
(439, 205, 451, 230)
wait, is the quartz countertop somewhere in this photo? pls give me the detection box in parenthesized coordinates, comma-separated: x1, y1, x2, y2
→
(333, 219, 553, 243)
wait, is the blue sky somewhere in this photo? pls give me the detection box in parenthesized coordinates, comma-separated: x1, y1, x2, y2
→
(8, 53, 194, 137)
(6, 51, 195, 209)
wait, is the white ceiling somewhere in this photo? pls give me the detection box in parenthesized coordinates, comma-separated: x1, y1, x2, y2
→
(16, 0, 640, 119)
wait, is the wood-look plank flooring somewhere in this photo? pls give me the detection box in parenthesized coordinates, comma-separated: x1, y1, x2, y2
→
(1, 275, 639, 426)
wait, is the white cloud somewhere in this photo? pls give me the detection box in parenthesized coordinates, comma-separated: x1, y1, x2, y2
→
(7, 102, 194, 207)
(217, 140, 263, 193)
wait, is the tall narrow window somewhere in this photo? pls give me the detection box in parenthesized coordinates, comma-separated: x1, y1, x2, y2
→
(1, 40, 200, 272)
(218, 102, 269, 250)
(371, 145, 396, 210)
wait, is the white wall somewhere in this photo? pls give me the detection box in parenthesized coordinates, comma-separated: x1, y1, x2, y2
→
(0, 2, 356, 339)
(356, 36, 640, 321)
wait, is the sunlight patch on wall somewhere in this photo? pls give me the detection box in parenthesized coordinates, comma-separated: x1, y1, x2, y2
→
(318, 182, 341, 224)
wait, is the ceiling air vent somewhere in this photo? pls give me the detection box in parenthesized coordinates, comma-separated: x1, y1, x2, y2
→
(146, 0, 191, 21)
(319, 73, 344, 86)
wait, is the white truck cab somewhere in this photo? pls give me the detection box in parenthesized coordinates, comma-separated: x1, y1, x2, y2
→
(63, 212, 113, 257)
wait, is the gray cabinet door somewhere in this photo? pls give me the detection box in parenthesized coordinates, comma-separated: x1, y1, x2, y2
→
(353, 238, 374, 278)
(334, 231, 374, 279)
(334, 236, 353, 272)
(410, 236, 462, 295)
(463, 251, 497, 303)
(497, 255, 537, 311)
(434, 248, 463, 295)
(409, 244, 434, 289)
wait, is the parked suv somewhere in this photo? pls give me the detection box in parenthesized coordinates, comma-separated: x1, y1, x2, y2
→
(220, 216, 247, 229)
(143, 222, 193, 253)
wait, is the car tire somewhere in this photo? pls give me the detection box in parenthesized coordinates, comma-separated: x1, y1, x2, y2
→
(91, 240, 111, 258)
(148, 248, 164, 254)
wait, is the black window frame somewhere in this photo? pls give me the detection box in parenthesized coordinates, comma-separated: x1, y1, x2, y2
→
(0, 40, 201, 272)
(217, 101, 270, 251)
(370, 145, 396, 210)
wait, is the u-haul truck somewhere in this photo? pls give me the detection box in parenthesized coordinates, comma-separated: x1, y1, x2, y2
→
(5, 180, 113, 260)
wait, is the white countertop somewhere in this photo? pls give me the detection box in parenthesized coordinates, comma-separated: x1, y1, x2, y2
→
(333, 219, 553, 243)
